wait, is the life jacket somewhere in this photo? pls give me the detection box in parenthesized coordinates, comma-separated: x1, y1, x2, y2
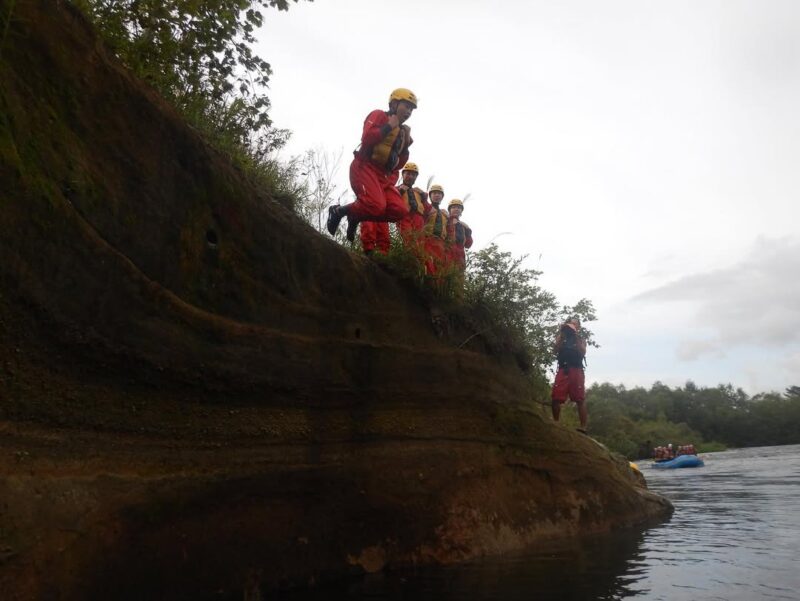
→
(557, 325, 585, 368)
(402, 187, 426, 216)
(425, 207, 448, 240)
(367, 122, 407, 173)
(448, 220, 472, 247)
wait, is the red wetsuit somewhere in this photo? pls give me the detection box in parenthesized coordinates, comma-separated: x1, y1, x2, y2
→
(552, 368, 586, 404)
(348, 110, 412, 224)
(397, 186, 429, 238)
(552, 328, 587, 404)
(359, 221, 390, 254)
(423, 206, 449, 275)
(446, 217, 473, 269)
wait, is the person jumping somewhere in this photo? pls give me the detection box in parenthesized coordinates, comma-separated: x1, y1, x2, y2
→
(327, 88, 417, 242)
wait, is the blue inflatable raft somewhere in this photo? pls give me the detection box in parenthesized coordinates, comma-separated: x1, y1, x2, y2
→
(652, 454, 704, 469)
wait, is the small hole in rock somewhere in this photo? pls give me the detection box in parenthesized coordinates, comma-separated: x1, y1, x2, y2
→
(206, 229, 218, 246)
(355, 328, 361, 339)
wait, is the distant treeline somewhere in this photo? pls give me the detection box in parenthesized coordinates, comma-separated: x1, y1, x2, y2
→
(573, 382, 800, 459)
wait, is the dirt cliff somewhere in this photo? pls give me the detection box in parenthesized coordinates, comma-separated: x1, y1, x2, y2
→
(0, 1, 671, 598)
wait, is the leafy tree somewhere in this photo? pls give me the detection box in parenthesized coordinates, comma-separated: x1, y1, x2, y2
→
(583, 380, 800, 458)
(74, 0, 309, 159)
(463, 243, 597, 372)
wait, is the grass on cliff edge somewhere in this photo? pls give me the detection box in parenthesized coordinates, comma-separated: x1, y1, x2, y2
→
(355, 233, 594, 406)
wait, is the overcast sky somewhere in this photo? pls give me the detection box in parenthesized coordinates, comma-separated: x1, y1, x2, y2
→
(256, 0, 800, 394)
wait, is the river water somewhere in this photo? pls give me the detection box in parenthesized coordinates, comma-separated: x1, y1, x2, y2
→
(282, 444, 800, 600)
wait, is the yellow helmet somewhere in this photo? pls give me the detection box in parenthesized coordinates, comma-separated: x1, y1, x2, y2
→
(402, 162, 419, 173)
(429, 184, 444, 194)
(448, 199, 464, 210)
(389, 88, 418, 108)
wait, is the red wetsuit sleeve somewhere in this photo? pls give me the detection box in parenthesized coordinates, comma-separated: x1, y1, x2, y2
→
(361, 109, 390, 147)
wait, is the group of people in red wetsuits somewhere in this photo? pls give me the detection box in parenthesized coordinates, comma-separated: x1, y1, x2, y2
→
(330, 90, 596, 435)
(326, 88, 472, 277)
(654, 443, 697, 460)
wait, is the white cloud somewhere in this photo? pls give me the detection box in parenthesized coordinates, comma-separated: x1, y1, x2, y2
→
(634, 236, 800, 359)
(676, 339, 726, 361)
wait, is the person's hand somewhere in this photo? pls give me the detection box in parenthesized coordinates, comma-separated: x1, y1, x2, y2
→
(398, 184, 409, 191)
(387, 114, 400, 129)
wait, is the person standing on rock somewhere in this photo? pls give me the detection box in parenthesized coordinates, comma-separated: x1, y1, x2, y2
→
(327, 88, 417, 242)
(551, 317, 588, 433)
(444, 198, 472, 294)
(396, 162, 429, 242)
(445, 198, 473, 271)
(422, 184, 448, 275)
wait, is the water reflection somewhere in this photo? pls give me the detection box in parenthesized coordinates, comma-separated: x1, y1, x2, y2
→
(278, 528, 651, 600)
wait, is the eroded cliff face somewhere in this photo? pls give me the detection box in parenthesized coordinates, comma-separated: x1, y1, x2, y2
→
(0, 1, 671, 598)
